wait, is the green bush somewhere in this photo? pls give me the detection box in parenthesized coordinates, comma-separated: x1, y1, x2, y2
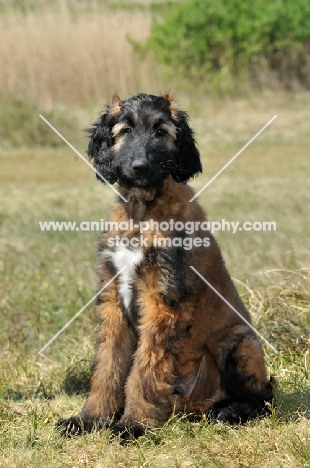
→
(145, 0, 310, 93)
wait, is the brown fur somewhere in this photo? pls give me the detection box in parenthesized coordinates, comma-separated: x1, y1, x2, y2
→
(57, 93, 273, 438)
(110, 93, 121, 116)
(161, 90, 178, 119)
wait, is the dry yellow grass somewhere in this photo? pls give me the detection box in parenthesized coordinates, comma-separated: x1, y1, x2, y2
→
(0, 3, 160, 105)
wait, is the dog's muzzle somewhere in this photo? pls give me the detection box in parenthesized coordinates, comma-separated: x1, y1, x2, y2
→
(132, 159, 151, 176)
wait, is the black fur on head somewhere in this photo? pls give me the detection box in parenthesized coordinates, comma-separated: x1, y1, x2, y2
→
(86, 93, 202, 188)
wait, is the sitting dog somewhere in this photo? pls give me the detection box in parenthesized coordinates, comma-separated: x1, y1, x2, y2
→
(57, 92, 273, 437)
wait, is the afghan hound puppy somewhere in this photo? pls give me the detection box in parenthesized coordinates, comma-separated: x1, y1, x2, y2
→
(57, 93, 273, 438)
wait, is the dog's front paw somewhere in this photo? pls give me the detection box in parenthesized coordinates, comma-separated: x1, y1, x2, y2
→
(56, 416, 107, 437)
(210, 400, 263, 425)
(56, 416, 85, 437)
(111, 421, 147, 439)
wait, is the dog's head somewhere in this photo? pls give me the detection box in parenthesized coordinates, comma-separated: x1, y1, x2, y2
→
(87, 93, 202, 189)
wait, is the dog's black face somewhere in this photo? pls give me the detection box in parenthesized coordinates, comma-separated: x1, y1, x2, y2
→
(87, 93, 202, 189)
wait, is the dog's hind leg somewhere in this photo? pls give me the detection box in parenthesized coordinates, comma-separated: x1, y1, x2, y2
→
(56, 278, 136, 436)
(208, 325, 273, 424)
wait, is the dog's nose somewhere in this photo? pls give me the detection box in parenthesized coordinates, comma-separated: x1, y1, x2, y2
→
(132, 160, 150, 174)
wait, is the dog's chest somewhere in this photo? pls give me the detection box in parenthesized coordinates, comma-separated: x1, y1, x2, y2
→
(103, 246, 143, 316)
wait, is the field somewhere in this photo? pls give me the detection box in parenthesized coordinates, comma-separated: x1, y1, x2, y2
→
(0, 1, 310, 467)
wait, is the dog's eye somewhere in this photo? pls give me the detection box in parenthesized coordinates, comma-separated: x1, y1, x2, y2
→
(122, 127, 132, 134)
(155, 128, 166, 137)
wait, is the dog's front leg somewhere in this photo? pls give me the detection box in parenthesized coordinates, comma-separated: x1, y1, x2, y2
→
(112, 292, 178, 438)
(57, 279, 136, 436)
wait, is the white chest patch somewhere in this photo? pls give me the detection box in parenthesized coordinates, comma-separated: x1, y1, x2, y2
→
(102, 246, 143, 312)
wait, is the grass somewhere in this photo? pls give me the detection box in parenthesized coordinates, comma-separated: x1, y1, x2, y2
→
(0, 0, 173, 150)
(1, 100, 309, 466)
(2, 0, 310, 151)
(0, 2, 155, 105)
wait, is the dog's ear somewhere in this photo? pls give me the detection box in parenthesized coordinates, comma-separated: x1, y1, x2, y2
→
(172, 111, 202, 183)
(86, 95, 121, 184)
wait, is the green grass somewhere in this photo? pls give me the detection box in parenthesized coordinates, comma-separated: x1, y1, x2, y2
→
(0, 96, 83, 150)
(0, 113, 309, 466)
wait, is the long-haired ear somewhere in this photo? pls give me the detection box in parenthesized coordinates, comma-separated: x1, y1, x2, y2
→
(172, 111, 202, 183)
(86, 95, 121, 184)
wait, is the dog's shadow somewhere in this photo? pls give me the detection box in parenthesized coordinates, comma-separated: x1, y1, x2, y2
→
(61, 359, 92, 396)
(272, 385, 310, 422)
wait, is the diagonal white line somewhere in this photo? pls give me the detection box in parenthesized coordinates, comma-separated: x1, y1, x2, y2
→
(37, 267, 126, 355)
(190, 266, 277, 353)
(39, 114, 128, 203)
(189, 115, 277, 202)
